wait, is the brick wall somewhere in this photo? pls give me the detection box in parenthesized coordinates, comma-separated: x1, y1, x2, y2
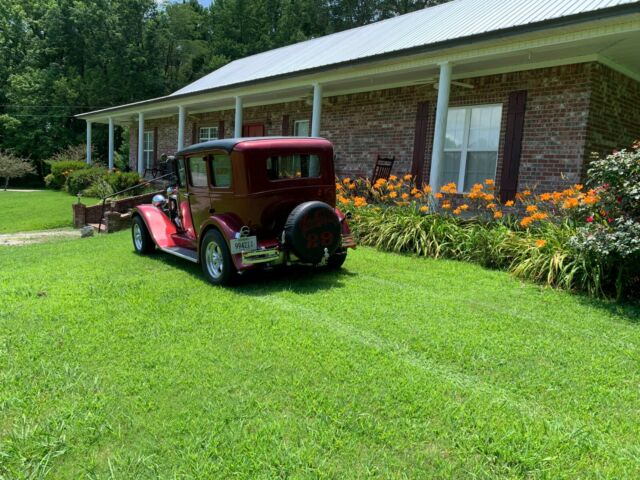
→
(585, 63, 640, 168)
(129, 61, 639, 193)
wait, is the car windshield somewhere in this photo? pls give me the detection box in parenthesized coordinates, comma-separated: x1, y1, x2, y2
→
(266, 154, 321, 180)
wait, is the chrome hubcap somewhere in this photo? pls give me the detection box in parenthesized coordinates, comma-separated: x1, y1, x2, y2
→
(205, 241, 224, 279)
(133, 223, 143, 250)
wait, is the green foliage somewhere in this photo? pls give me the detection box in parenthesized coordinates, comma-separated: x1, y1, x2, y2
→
(65, 167, 108, 195)
(45, 160, 88, 190)
(106, 171, 142, 194)
(1, 234, 640, 476)
(566, 144, 640, 299)
(47, 144, 89, 164)
(586, 144, 640, 219)
(83, 177, 115, 199)
(0, 0, 451, 166)
(349, 206, 612, 297)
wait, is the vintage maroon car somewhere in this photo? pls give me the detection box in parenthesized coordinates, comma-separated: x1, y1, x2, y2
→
(131, 137, 356, 285)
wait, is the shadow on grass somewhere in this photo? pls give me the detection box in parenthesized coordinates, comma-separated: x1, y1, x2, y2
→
(574, 295, 640, 324)
(139, 248, 357, 295)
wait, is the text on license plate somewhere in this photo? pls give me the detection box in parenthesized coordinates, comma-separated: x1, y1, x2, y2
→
(230, 236, 257, 254)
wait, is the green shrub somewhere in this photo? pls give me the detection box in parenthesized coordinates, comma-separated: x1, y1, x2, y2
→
(106, 171, 141, 193)
(45, 160, 87, 190)
(83, 177, 115, 198)
(66, 167, 107, 195)
(349, 206, 604, 297)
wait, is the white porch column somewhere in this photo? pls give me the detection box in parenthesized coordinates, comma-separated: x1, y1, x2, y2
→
(85, 121, 92, 164)
(234, 96, 243, 138)
(137, 112, 144, 175)
(107, 117, 114, 170)
(429, 62, 452, 191)
(177, 105, 185, 150)
(311, 82, 323, 137)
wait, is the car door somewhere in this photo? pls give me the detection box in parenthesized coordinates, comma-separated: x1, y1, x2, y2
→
(184, 154, 212, 236)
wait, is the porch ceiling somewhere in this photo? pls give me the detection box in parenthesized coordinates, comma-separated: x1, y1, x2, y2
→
(83, 15, 640, 126)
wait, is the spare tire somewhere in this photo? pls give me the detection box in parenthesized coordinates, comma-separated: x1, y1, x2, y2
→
(284, 201, 341, 263)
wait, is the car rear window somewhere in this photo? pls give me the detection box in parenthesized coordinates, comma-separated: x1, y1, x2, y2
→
(266, 154, 321, 180)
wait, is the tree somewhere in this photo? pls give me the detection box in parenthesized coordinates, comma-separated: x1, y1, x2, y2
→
(0, 151, 36, 190)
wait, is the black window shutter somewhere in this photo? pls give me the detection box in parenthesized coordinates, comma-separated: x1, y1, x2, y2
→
(500, 90, 527, 202)
(218, 120, 225, 139)
(282, 115, 290, 136)
(411, 101, 429, 185)
(191, 122, 198, 145)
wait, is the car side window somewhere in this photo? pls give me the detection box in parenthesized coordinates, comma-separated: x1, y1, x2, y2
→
(188, 156, 208, 187)
(177, 158, 187, 187)
(211, 154, 232, 188)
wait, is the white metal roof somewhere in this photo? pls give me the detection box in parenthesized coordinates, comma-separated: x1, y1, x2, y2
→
(172, 0, 640, 96)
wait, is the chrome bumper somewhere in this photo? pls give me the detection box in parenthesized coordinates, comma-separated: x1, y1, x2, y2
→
(241, 248, 281, 264)
(241, 233, 355, 266)
(341, 234, 356, 248)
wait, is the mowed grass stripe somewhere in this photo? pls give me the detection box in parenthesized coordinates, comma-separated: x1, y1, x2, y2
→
(1, 232, 639, 478)
(0, 237, 486, 477)
(249, 277, 639, 476)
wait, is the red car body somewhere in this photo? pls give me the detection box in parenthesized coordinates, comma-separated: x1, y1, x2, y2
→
(131, 137, 355, 285)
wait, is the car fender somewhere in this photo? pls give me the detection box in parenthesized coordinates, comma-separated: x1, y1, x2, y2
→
(198, 213, 249, 270)
(334, 207, 352, 235)
(133, 205, 177, 249)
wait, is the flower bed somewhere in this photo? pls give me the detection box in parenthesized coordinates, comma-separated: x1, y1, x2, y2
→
(337, 143, 640, 300)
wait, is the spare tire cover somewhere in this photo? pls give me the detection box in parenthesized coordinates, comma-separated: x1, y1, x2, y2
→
(284, 201, 341, 263)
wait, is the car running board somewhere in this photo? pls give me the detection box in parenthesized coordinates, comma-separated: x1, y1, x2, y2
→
(160, 246, 198, 263)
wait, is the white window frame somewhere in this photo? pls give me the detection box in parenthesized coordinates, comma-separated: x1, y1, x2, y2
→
(143, 130, 154, 169)
(443, 104, 502, 192)
(199, 126, 218, 142)
(294, 120, 310, 137)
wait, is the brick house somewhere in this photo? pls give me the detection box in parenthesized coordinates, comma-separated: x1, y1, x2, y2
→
(77, 0, 640, 200)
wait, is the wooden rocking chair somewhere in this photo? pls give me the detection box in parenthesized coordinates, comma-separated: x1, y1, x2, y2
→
(371, 155, 395, 183)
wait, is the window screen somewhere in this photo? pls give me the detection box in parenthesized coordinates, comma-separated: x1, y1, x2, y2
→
(266, 154, 321, 180)
(199, 126, 218, 142)
(442, 104, 502, 192)
(294, 120, 310, 136)
(211, 154, 232, 188)
(188, 156, 208, 187)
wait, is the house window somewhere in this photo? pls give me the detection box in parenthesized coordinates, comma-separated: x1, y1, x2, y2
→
(294, 120, 310, 137)
(143, 131, 154, 169)
(199, 126, 218, 142)
(441, 105, 502, 192)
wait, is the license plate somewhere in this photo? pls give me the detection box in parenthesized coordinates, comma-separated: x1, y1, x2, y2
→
(230, 236, 257, 254)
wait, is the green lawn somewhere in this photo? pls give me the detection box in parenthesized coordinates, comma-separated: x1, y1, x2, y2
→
(0, 190, 98, 234)
(1, 233, 639, 478)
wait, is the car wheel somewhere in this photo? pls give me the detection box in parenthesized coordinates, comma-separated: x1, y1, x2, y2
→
(132, 216, 155, 254)
(200, 229, 235, 286)
(327, 249, 347, 270)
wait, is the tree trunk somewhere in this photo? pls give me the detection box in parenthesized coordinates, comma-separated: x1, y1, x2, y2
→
(3, 177, 8, 191)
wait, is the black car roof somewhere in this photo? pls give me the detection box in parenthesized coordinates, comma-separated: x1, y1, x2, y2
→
(176, 136, 320, 156)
